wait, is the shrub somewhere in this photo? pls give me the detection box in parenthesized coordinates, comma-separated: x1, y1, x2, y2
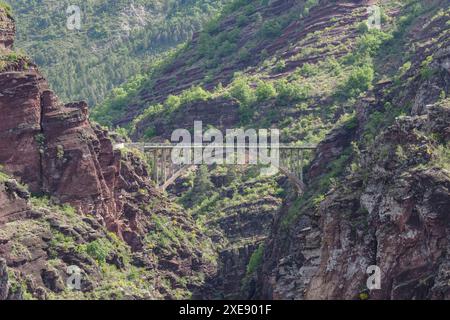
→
(325, 57, 343, 76)
(229, 77, 256, 107)
(236, 14, 249, 27)
(260, 49, 269, 60)
(340, 64, 374, 99)
(344, 30, 392, 64)
(143, 127, 156, 139)
(305, 0, 319, 12)
(61, 204, 76, 217)
(0, 1, 12, 15)
(260, 20, 282, 38)
(115, 127, 130, 141)
(420, 56, 434, 79)
(431, 144, 450, 171)
(165, 95, 181, 112)
(357, 21, 370, 34)
(357, 31, 392, 56)
(217, 40, 237, 58)
(312, 194, 325, 207)
(49, 232, 76, 257)
(275, 79, 309, 103)
(238, 47, 251, 62)
(78, 239, 113, 264)
(299, 63, 319, 77)
(180, 86, 211, 104)
(56, 145, 64, 160)
(255, 81, 277, 102)
(398, 61, 412, 77)
(0, 165, 9, 182)
(275, 60, 286, 72)
(246, 244, 264, 275)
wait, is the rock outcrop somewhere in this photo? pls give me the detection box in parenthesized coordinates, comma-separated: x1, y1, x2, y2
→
(0, 258, 8, 300)
(0, 8, 14, 49)
(0, 10, 143, 247)
(257, 5, 450, 300)
(0, 8, 213, 299)
(303, 103, 450, 300)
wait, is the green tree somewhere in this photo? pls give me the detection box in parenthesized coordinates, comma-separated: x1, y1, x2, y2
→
(256, 81, 277, 102)
(190, 165, 214, 204)
(340, 64, 374, 99)
(229, 77, 256, 107)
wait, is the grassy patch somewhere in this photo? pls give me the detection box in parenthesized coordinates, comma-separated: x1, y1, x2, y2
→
(430, 144, 450, 172)
(246, 243, 264, 275)
(0, 1, 12, 15)
(77, 239, 114, 264)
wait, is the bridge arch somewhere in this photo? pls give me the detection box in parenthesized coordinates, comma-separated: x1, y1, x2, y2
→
(116, 143, 316, 194)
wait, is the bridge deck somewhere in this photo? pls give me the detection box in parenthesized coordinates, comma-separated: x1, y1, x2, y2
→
(118, 143, 317, 150)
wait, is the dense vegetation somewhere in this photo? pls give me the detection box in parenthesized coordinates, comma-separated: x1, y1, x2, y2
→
(93, 0, 384, 147)
(0, 1, 11, 15)
(6, 0, 231, 105)
(92, 0, 322, 126)
(3, 0, 448, 300)
(95, 0, 449, 296)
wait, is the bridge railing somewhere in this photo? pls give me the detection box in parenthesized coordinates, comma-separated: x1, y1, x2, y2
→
(119, 143, 317, 150)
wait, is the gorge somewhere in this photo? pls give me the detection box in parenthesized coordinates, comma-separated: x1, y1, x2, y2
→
(0, 0, 449, 300)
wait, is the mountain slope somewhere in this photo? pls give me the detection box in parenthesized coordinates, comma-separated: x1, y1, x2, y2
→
(93, 0, 450, 300)
(0, 7, 215, 299)
(93, 0, 386, 139)
(1, 0, 449, 301)
(5, 0, 231, 105)
(256, 1, 450, 300)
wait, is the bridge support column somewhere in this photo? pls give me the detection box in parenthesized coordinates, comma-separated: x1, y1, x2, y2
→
(299, 150, 304, 183)
(162, 149, 167, 184)
(152, 150, 159, 186)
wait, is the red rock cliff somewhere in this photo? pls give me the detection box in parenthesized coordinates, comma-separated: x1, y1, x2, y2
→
(0, 9, 14, 49)
(0, 10, 154, 248)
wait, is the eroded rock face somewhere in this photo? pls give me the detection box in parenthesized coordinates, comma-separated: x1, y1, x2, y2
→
(40, 92, 119, 229)
(0, 71, 44, 192)
(0, 180, 28, 223)
(0, 11, 134, 244)
(0, 172, 214, 299)
(0, 9, 14, 49)
(0, 67, 125, 236)
(306, 103, 450, 300)
(0, 9, 214, 299)
(257, 7, 450, 300)
(0, 258, 8, 300)
(0, 5, 201, 252)
(201, 194, 281, 299)
(0, 178, 155, 300)
(0, 62, 185, 251)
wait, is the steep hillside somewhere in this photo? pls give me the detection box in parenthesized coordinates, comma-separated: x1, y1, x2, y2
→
(0, 7, 215, 300)
(256, 1, 450, 300)
(4, 0, 231, 105)
(1, 0, 449, 301)
(94, 0, 381, 132)
(93, 0, 450, 300)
